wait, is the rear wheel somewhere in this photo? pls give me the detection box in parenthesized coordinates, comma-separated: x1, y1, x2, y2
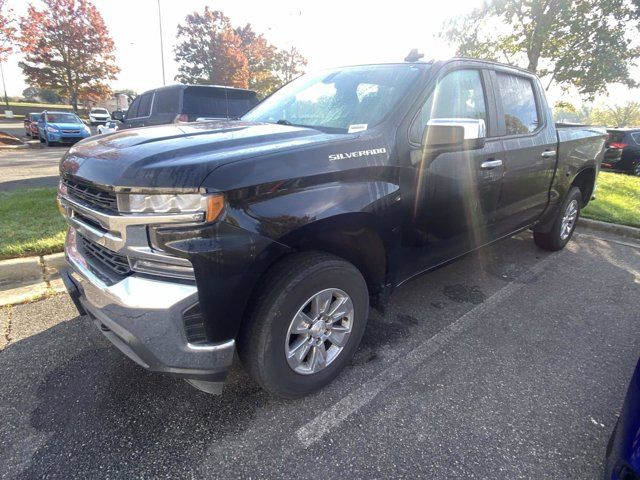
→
(534, 186, 582, 251)
(633, 162, 640, 177)
(238, 252, 369, 398)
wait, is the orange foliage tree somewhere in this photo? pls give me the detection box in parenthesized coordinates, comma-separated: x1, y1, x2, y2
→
(175, 8, 308, 97)
(18, 0, 119, 111)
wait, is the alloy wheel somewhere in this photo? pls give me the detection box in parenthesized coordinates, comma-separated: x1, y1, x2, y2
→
(284, 288, 354, 375)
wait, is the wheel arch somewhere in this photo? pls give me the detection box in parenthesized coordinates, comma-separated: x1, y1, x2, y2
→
(570, 167, 596, 206)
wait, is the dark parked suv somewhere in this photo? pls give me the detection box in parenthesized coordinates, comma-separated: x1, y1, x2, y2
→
(115, 84, 259, 129)
(603, 128, 640, 176)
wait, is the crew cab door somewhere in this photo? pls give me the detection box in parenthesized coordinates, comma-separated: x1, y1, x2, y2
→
(399, 67, 505, 277)
(491, 70, 557, 232)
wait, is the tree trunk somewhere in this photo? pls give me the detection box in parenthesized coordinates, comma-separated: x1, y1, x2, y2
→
(71, 88, 78, 112)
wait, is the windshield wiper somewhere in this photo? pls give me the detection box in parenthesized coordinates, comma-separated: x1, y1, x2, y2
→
(276, 119, 294, 126)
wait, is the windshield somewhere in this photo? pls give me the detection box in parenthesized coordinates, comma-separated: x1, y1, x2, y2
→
(47, 113, 81, 123)
(243, 64, 424, 133)
(92, 109, 108, 114)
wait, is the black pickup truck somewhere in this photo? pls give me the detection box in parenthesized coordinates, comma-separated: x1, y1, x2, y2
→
(58, 58, 606, 398)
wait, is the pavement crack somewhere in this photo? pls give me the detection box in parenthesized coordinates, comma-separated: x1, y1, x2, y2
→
(1, 305, 13, 350)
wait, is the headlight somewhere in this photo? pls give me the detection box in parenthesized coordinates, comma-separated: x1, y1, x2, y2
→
(117, 193, 225, 222)
(46, 125, 59, 133)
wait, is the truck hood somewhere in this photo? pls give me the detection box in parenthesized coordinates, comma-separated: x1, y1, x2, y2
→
(60, 121, 342, 189)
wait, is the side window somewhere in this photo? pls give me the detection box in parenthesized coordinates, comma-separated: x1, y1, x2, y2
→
(137, 93, 153, 117)
(154, 89, 179, 115)
(631, 133, 640, 145)
(127, 97, 140, 119)
(410, 69, 487, 143)
(496, 73, 540, 135)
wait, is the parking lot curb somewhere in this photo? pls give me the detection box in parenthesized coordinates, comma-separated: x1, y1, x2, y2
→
(578, 218, 640, 240)
(0, 253, 67, 306)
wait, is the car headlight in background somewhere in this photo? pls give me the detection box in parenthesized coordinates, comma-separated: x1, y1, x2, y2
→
(116, 193, 225, 222)
(46, 125, 59, 133)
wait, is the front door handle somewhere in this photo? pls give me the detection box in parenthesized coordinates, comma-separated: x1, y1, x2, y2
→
(541, 150, 557, 158)
(480, 159, 503, 169)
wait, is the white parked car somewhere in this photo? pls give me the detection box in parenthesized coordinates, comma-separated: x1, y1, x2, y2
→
(97, 121, 118, 134)
(88, 108, 110, 125)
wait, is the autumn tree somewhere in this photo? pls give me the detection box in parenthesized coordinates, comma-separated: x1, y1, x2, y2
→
(174, 8, 249, 88)
(174, 9, 308, 97)
(235, 23, 281, 96)
(277, 47, 308, 84)
(0, 0, 14, 62)
(18, 0, 119, 111)
(442, 0, 640, 99)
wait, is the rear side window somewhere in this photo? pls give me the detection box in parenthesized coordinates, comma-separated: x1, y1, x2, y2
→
(496, 73, 540, 135)
(183, 87, 229, 117)
(154, 89, 180, 115)
(225, 90, 259, 117)
(127, 97, 140, 119)
(631, 133, 640, 145)
(137, 93, 153, 117)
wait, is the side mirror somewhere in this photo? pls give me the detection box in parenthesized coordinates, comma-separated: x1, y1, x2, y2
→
(112, 111, 124, 121)
(422, 118, 486, 151)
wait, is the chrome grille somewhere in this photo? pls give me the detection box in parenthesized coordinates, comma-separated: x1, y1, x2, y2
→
(64, 178, 118, 213)
(78, 235, 132, 278)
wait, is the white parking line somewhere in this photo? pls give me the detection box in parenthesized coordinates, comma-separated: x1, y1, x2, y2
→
(296, 250, 563, 448)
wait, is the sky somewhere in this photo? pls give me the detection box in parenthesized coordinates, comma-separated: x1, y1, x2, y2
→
(2, 0, 639, 108)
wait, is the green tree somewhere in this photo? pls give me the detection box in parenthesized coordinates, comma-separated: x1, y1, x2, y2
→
(590, 102, 640, 127)
(442, 0, 640, 99)
(18, 0, 119, 111)
(22, 86, 63, 103)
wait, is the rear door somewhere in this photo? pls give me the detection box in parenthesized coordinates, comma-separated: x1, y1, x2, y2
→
(124, 92, 154, 128)
(492, 69, 557, 233)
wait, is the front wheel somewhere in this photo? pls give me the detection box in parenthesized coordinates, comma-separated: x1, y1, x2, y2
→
(238, 252, 369, 398)
(534, 186, 582, 251)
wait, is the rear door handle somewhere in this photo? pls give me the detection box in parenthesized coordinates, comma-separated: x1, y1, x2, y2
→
(541, 150, 557, 158)
(480, 159, 503, 169)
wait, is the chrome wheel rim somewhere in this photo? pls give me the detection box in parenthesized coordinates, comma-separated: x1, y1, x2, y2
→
(634, 164, 640, 176)
(560, 199, 579, 241)
(285, 288, 354, 375)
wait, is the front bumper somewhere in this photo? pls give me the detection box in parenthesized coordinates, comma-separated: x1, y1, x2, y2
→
(63, 228, 235, 393)
(48, 131, 91, 143)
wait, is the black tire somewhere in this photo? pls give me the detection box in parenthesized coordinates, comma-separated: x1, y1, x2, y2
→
(39, 134, 45, 143)
(534, 186, 582, 251)
(45, 135, 55, 147)
(238, 252, 369, 398)
(632, 162, 640, 177)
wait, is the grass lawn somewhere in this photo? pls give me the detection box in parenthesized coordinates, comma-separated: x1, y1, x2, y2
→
(583, 171, 640, 228)
(0, 188, 66, 260)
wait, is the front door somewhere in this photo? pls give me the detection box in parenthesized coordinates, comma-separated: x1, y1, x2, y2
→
(399, 68, 505, 279)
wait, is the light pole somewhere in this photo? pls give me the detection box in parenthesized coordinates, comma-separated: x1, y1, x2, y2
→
(157, 0, 166, 86)
(0, 61, 8, 108)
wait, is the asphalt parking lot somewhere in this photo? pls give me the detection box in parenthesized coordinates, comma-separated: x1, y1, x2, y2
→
(0, 121, 98, 191)
(1, 228, 639, 479)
